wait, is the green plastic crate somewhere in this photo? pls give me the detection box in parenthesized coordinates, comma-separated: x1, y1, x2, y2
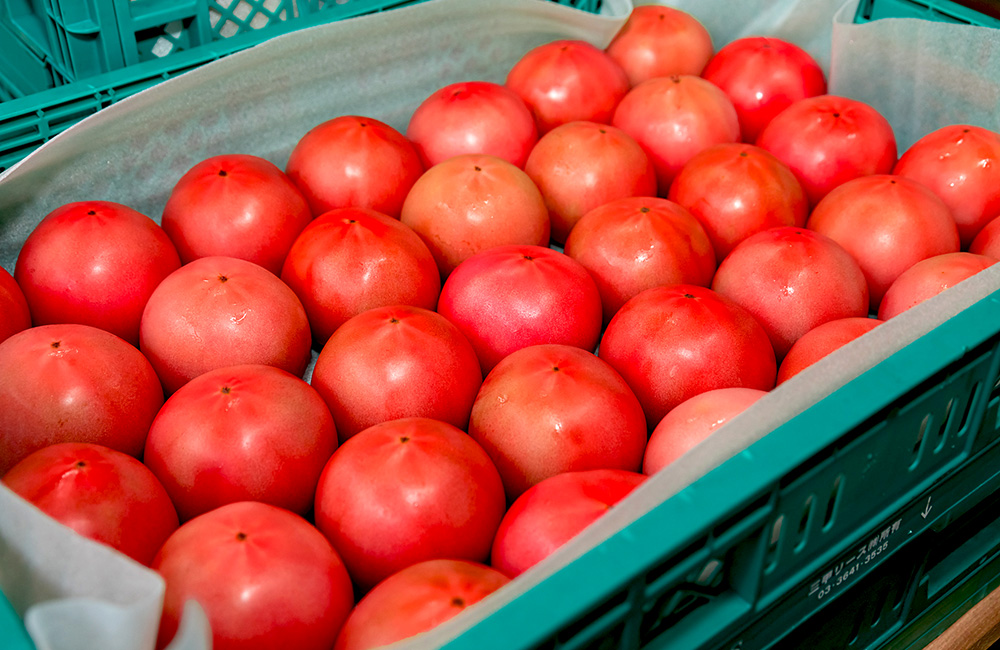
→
(0, 590, 32, 650)
(854, 0, 1000, 27)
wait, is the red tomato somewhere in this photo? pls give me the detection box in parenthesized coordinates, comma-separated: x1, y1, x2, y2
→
(756, 95, 897, 206)
(14, 201, 181, 346)
(280, 207, 441, 346)
(893, 125, 1000, 247)
(0, 324, 163, 475)
(285, 115, 424, 219)
(564, 197, 716, 324)
(406, 81, 538, 168)
(491, 469, 645, 577)
(334, 559, 509, 650)
(311, 305, 482, 440)
(399, 154, 550, 277)
(598, 285, 776, 425)
(668, 143, 808, 261)
(612, 75, 740, 192)
(524, 121, 657, 243)
(711, 227, 869, 360)
(468, 344, 647, 500)
(161, 154, 313, 275)
(437, 245, 602, 373)
(777, 317, 882, 385)
(143, 364, 338, 521)
(643, 388, 767, 475)
(3, 442, 178, 566)
(505, 40, 630, 134)
(605, 5, 714, 85)
(0, 266, 30, 344)
(970, 214, 1000, 259)
(313, 418, 506, 591)
(701, 37, 827, 142)
(153, 501, 354, 650)
(140, 256, 312, 394)
(878, 253, 997, 321)
(807, 174, 960, 311)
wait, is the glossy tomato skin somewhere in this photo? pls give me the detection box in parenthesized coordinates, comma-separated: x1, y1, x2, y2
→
(777, 317, 882, 385)
(140, 256, 312, 394)
(970, 215, 1000, 259)
(643, 388, 767, 475)
(599, 284, 777, 425)
(334, 559, 509, 650)
(701, 37, 827, 142)
(311, 305, 483, 441)
(285, 115, 424, 219)
(491, 469, 645, 577)
(14, 201, 181, 346)
(878, 253, 997, 320)
(605, 5, 713, 85)
(161, 154, 313, 275)
(711, 227, 869, 360)
(144, 364, 338, 521)
(280, 207, 441, 346)
(564, 197, 716, 323)
(612, 75, 740, 192)
(807, 174, 960, 311)
(668, 143, 808, 262)
(469, 344, 647, 500)
(314, 418, 506, 591)
(524, 121, 656, 243)
(3, 442, 178, 566)
(437, 245, 603, 374)
(893, 125, 1000, 247)
(756, 95, 897, 206)
(0, 324, 163, 475)
(0, 267, 31, 344)
(153, 501, 354, 650)
(399, 154, 550, 277)
(406, 81, 538, 169)
(505, 40, 630, 134)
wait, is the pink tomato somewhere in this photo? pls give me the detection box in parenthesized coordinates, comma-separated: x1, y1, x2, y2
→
(0, 266, 30, 344)
(777, 317, 882, 385)
(605, 6, 714, 85)
(878, 253, 997, 320)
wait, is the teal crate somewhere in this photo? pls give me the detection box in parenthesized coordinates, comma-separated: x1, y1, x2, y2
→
(0, 589, 32, 650)
(854, 0, 1000, 27)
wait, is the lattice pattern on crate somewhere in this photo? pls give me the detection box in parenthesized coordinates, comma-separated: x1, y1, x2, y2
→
(209, 0, 296, 40)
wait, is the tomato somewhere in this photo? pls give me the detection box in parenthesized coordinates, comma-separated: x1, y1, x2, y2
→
(311, 305, 482, 441)
(701, 37, 827, 142)
(0, 266, 30, 344)
(469, 344, 647, 500)
(153, 501, 354, 650)
(3, 442, 178, 566)
(14, 201, 181, 346)
(280, 207, 441, 346)
(405, 81, 538, 169)
(399, 154, 550, 277)
(437, 245, 603, 374)
(667, 143, 808, 261)
(505, 40, 630, 134)
(334, 560, 509, 650)
(491, 469, 645, 577)
(643, 388, 767, 475)
(161, 154, 313, 275)
(313, 418, 506, 591)
(143, 364, 338, 521)
(605, 5, 714, 85)
(807, 174, 960, 311)
(598, 285, 776, 425)
(524, 121, 656, 243)
(140, 256, 312, 394)
(756, 95, 897, 207)
(285, 115, 424, 219)
(612, 75, 740, 192)
(878, 253, 997, 320)
(970, 214, 1000, 259)
(0, 324, 163, 475)
(711, 227, 869, 360)
(777, 317, 882, 385)
(893, 124, 1000, 247)
(564, 197, 716, 324)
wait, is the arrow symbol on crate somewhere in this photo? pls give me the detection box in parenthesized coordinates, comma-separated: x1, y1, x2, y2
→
(921, 496, 933, 519)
